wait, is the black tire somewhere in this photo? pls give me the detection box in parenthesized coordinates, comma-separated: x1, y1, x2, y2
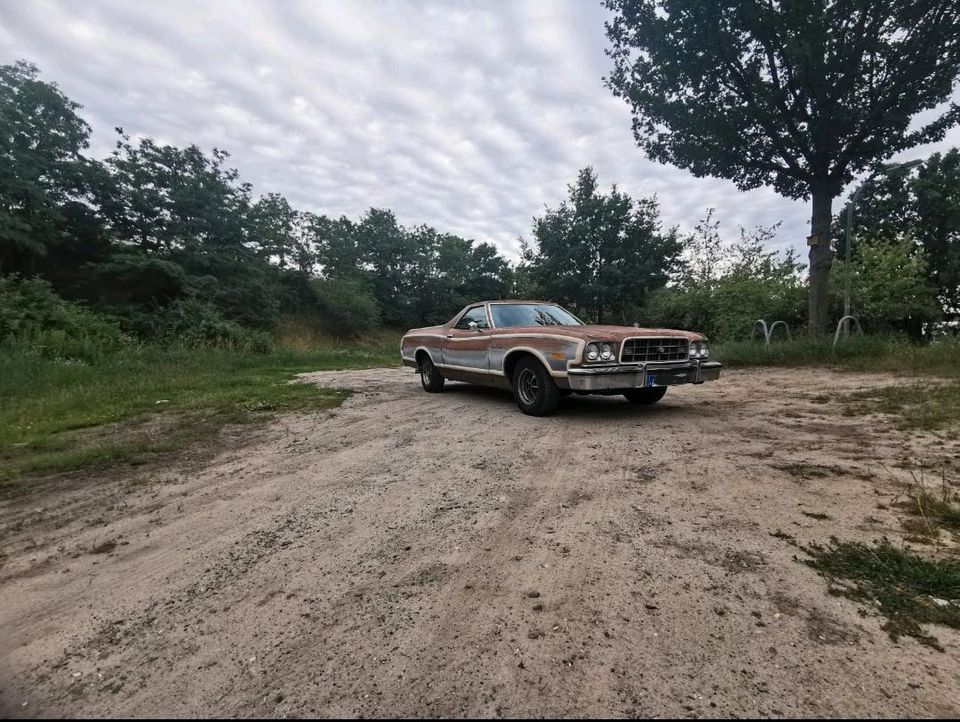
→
(623, 387, 667, 405)
(419, 355, 445, 392)
(511, 356, 560, 416)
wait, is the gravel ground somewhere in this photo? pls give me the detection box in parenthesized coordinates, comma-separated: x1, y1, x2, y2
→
(1, 367, 958, 718)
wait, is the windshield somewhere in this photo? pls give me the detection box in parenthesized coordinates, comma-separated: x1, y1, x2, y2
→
(490, 303, 583, 328)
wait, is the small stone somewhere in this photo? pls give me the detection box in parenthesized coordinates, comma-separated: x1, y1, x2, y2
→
(526, 591, 541, 598)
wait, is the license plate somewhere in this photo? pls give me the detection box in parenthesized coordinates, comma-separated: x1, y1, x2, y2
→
(647, 369, 691, 386)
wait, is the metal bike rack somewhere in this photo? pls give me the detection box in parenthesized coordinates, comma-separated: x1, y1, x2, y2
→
(832, 315, 864, 350)
(751, 319, 792, 349)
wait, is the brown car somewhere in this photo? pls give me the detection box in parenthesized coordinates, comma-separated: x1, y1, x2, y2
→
(400, 300, 721, 416)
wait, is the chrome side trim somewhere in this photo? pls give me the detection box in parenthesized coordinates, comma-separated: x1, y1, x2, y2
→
(434, 362, 505, 377)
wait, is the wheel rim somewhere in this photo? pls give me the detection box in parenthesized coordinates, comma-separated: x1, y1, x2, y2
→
(421, 361, 432, 385)
(516, 368, 540, 406)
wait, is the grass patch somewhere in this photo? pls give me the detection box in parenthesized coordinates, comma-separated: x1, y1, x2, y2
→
(716, 334, 960, 378)
(841, 382, 960, 431)
(803, 537, 960, 650)
(0, 337, 400, 492)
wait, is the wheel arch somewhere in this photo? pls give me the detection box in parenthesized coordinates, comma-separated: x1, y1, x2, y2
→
(414, 347, 435, 366)
(502, 347, 556, 382)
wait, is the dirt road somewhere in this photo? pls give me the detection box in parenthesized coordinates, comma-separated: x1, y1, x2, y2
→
(1, 367, 958, 718)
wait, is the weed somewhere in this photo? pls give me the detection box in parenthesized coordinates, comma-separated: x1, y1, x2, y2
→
(803, 537, 960, 650)
(892, 465, 960, 545)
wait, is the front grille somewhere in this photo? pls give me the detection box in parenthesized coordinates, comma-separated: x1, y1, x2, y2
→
(620, 337, 689, 363)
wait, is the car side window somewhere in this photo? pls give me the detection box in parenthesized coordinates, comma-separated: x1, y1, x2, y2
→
(454, 306, 489, 330)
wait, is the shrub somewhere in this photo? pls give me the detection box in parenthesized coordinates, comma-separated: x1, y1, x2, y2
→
(0, 274, 128, 359)
(313, 277, 380, 337)
(113, 298, 273, 352)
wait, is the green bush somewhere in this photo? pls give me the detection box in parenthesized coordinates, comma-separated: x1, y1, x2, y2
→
(830, 235, 939, 332)
(313, 277, 381, 337)
(114, 298, 273, 352)
(0, 275, 129, 359)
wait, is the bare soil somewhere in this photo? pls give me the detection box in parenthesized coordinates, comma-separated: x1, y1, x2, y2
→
(1, 367, 959, 718)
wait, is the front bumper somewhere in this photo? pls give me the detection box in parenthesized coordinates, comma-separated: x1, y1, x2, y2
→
(566, 361, 721, 392)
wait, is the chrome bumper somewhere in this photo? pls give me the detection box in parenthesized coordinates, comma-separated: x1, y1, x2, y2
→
(566, 361, 721, 392)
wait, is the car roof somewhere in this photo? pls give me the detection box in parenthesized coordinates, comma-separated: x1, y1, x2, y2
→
(477, 300, 557, 305)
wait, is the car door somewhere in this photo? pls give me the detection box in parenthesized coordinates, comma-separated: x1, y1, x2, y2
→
(441, 304, 491, 373)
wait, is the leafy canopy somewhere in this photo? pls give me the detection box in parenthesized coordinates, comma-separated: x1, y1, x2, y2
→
(604, 0, 960, 198)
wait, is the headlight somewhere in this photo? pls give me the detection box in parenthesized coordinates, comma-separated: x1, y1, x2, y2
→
(585, 343, 600, 362)
(600, 343, 615, 361)
(689, 340, 710, 359)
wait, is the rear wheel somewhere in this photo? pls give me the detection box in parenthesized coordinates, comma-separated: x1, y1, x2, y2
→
(623, 387, 667, 405)
(512, 357, 560, 416)
(419, 355, 445, 392)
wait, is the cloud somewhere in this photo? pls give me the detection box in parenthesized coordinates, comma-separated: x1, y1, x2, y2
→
(2, 0, 958, 262)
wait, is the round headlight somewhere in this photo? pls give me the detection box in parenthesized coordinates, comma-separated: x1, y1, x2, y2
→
(700, 342, 709, 359)
(600, 343, 615, 361)
(585, 343, 600, 362)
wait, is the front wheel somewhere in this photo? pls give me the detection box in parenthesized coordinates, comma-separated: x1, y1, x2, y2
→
(512, 357, 560, 416)
(623, 387, 667, 405)
(419, 355, 445, 392)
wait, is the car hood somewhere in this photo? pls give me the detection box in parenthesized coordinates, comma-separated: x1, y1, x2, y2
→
(491, 324, 704, 342)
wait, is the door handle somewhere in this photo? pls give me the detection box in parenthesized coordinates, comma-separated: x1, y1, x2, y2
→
(445, 334, 454, 338)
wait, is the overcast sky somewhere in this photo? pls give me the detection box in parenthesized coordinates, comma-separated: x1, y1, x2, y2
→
(3, 0, 959, 261)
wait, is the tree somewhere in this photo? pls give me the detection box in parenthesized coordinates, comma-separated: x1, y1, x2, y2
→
(101, 132, 252, 255)
(604, 0, 960, 331)
(248, 192, 301, 270)
(354, 208, 417, 326)
(0, 61, 98, 273)
(522, 167, 681, 323)
(834, 148, 960, 314)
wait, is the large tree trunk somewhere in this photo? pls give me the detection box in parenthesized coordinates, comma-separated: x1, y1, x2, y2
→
(808, 186, 835, 333)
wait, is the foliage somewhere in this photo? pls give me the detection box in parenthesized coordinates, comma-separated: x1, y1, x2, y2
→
(834, 149, 960, 315)
(604, 0, 960, 330)
(520, 167, 681, 323)
(0, 61, 98, 273)
(830, 235, 938, 331)
(312, 276, 381, 337)
(113, 298, 273, 352)
(644, 212, 805, 339)
(0, 274, 128, 359)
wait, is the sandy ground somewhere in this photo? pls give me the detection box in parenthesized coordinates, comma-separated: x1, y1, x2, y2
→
(1, 367, 959, 718)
